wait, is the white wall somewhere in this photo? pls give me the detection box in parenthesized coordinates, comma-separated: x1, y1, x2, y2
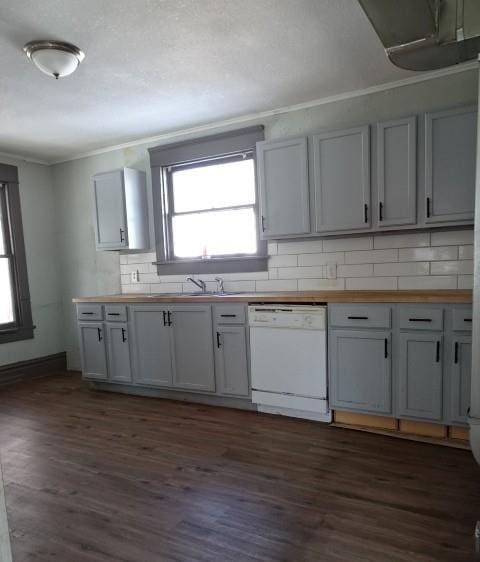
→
(0, 156, 64, 366)
(51, 69, 478, 369)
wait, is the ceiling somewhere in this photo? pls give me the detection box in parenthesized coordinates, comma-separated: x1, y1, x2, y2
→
(0, 0, 425, 163)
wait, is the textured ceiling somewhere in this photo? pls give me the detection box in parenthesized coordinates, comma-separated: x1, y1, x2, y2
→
(0, 0, 414, 162)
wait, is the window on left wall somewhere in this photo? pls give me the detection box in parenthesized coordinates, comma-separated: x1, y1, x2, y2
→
(0, 164, 33, 344)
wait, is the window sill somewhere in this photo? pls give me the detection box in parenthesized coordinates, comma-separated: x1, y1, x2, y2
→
(154, 255, 268, 275)
(0, 325, 35, 344)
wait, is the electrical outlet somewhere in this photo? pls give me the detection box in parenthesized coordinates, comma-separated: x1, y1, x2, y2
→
(131, 270, 139, 283)
(326, 262, 337, 280)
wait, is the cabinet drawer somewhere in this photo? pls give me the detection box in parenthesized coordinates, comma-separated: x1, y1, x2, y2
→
(105, 304, 128, 322)
(214, 305, 246, 325)
(77, 304, 103, 321)
(452, 308, 473, 332)
(399, 307, 443, 331)
(329, 305, 391, 329)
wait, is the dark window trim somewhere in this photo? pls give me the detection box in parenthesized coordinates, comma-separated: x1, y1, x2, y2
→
(149, 126, 267, 275)
(0, 164, 34, 344)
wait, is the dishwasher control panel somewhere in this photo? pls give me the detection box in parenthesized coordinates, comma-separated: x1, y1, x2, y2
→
(248, 305, 326, 330)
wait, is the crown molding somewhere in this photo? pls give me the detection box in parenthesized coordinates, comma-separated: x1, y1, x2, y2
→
(0, 151, 50, 166)
(37, 60, 480, 165)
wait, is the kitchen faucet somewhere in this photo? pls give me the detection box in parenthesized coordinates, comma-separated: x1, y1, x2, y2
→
(186, 277, 207, 293)
(215, 277, 225, 294)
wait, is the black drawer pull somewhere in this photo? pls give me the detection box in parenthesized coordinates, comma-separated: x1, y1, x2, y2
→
(220, 314, 236, 318)
(464, 318, 472, 323)
(454, 341, 459, 364)
(107, 312, 121, 316)
(384, 338, 388, 359)
(347, 316, 369, 320)
(409, 318, 432, 322)
(81, 312, 94, 315)
(436, 341, 440, 363)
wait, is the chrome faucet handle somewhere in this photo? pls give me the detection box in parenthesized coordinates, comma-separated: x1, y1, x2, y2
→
(215, 277, 225, 294)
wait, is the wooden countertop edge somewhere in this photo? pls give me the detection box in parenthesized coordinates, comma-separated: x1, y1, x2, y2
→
(73, 290, 473, 304)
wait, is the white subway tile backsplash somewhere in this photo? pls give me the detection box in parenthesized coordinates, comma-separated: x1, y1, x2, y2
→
(374, 232, 430, 249)
(120, 228, 473, 295)
(346, 248, 398, 264)
(323, 236, 373, 252)
(346, 277, 397, 290)
(430, 260, 474, 275)
(431, 229, 473, 246)
(298, 252, 345, 266)
(398, 276, 457, 289)
(398, 246, 457, 262)
(374, 262, 429, 277)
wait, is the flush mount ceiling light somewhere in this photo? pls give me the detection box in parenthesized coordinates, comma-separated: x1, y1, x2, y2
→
(23, 40, 85, 79)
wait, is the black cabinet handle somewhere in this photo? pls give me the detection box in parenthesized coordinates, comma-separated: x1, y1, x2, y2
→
(97, 328, 103, 342)
(163, 311, 167, 326)
(121, 328, 127, 343)
(436, 341, 440, 363)
(409, 318, 432, 322)
(220, 314, 236, 318)
(464, 318, 472, 323)
(426, 197, 431, 218)
(384, 338, 388, 359)
(167, 311, 172, 326)
(261, 215, 266, 232)
(347, 316, 368, 320)
(119, 228, 125, 242)
(454, 341, 459, 364)
(107, 312, 121, 316)
(379, 201, 384, 222)
(81, 312, 94, 315)
(364, 203, 368, 223)
(216, 332, 221, 348)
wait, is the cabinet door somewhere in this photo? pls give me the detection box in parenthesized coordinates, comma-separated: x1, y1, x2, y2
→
(78, 322, 108, 380)
(106, 323, 132, 383)
(377, 117, 416, 227)
(93, 170, 128, 249)
(450, 336, 472, 425)
(170, 306, 215, 392)
(329, 330, 391, 414)
(130, 306, 173, 386)
(425, 107, 476, 223)
(215, 326, 249, 397)
(398, 333, 443, 421)
(312, 126, 370, 232)
(257, 137, 310, 237)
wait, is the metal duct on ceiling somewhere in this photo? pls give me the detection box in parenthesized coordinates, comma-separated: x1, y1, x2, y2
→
(358, 0, 480, 71)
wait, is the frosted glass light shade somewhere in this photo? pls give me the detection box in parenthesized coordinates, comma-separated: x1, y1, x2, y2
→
(24, 41, 84, 79)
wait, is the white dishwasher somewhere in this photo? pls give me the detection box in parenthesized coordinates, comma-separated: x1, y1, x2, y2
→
(248, 304, 331, 422)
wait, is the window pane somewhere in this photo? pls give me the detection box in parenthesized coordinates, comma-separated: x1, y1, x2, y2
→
(173, 208, 257, 258)
(0, 258, 14, 324)
(0, 193, 5, 255)
(172, 158, 255, 213)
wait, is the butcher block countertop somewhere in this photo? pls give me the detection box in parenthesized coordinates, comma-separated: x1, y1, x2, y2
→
(73, 290, 472, 304)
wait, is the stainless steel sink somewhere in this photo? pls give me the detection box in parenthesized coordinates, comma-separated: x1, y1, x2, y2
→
(147, 291, 246, 297)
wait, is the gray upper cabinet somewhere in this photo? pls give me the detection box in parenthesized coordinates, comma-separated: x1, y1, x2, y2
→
(449, 335, 472, 425)
(377, 117, 417, 227)
(398, 332, 443, 421)
(170, 306, 215, 392)
(106, 323, 132, 383)
(329, 329, 391, 414)
(130, 305, 173, 387)
(78, 322, 108, 381)
(215, 326, 250, 397)
(93, 168, 149, 251)
(312, 126, 370, 233)
(257, 137, 310, 238)
(425, 107, 477, 223)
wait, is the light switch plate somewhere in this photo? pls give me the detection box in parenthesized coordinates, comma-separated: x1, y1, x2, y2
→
(131, 270, 139, 283)
(326, 262, 337, 279)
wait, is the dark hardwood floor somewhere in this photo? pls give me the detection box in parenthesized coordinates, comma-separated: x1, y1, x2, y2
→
(0, 373, 479, 561)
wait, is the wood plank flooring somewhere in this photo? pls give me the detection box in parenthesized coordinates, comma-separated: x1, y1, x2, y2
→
(0, 373, 479, 561)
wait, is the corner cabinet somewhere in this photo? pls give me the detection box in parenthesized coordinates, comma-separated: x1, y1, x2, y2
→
(312, 126, 371, 232)
(93, 168, 149, 251)
(257, 137, 310, 238)
(425, 106, 477, 223)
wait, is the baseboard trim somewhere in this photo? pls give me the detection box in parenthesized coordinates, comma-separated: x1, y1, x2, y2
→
(0, 352, 67, 386)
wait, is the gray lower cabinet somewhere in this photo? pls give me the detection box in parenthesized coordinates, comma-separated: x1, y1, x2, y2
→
(329, 330, 391, 414)
(450, 335, 472, 425)
(130, 305, 173, 387)
(398, 332, 443, 421)
(425, 106, 476, 223)
(106, 323, 132, 383)
(78, 322, 108, 381)
(215, 326, 249, 397)
(257, 137, 310, 238)
(169, 306, 215, 392)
